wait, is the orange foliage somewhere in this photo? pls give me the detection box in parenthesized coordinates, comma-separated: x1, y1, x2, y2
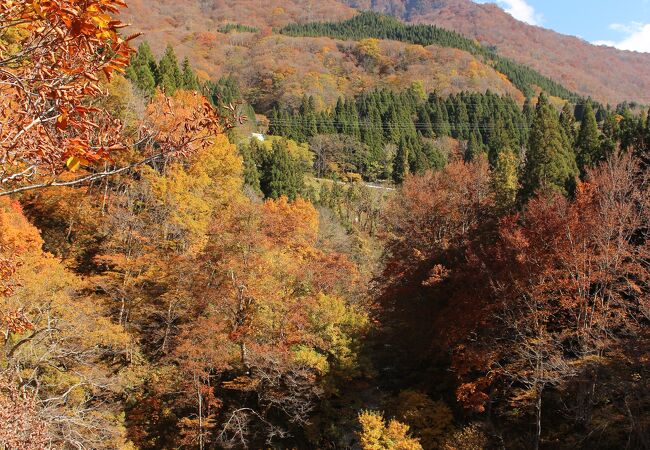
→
(0, 0, 135, 187)
(0, 375, 48, 450)
(383, 157, 492, 279)
(0, 198, 41, 334)
(262, 196, 319, 249)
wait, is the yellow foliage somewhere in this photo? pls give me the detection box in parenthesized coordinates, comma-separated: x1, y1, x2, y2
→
(442, 424, 488, 450)
(306, 293, 369, 374)
(491, 150, 519, 211)
(388, 391, 455, 449)
(102, 74, 141, 128)
(357, 38, 382, 62)
(405, 45, 429, 63)
(357, 411, 423, 450)
(260, 136, 313, 171)
(292, 345, 330, 374)
(141, 132, 242, 254)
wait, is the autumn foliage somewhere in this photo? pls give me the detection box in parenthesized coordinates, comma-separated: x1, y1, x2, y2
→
(0, 0, 135, 188)
(380, 153, 650, 447)
(2, 0, 650, 448)
(0, 0, 237, 197)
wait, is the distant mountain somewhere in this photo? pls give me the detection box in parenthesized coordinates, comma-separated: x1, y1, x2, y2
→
(340, 0, 650, 105)
(121, 0, 650, 106)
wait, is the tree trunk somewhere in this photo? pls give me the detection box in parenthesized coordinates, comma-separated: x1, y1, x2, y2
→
(196, 374, 204, 450)
(535, 386, 543, 450)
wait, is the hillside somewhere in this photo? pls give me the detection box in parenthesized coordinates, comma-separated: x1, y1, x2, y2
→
(120, 0, 650, 106)
(280, 12, 580, 102)
(341, 0, 650, 105)
(119, 0, 523, 110)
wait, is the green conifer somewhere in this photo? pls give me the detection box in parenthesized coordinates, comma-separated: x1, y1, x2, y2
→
(261, 140, 304, 200)
(157, 45, 182, 95)
(392, 141, 409, 184)
(521, 94, 578, 200)
(575, 101, 601, 174)
(559, 103, 577, 148)
(181, 57, 199, 91)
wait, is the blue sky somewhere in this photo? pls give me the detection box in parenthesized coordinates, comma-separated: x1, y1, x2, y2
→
(473, 0, 650, 52)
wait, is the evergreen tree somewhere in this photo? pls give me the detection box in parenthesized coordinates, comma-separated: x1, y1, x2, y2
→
(127, 61, 156, 97)
(181, 57, 199, 91)
(422, 141, 447, 171)
(575, 101, 601, 174)
(417, 105, 434, 138)
(206, 76, 242, 107)
(240, 141, 262, 194)
(521, 94, 578, 200)
(523, 97, 535, 127)
(411, 146, 431, 174)
(260, 141, 304, 200)
(487, 118, 516, 166)
(126, 42, 157, 96)
(595, 105, 607, 122)
(385, 105, 403, 144)
(454, 100, 470, 139)
(268, 109, 281, 136)
(157, 45, 182, 95)
(429, 99, 451, 137)
(617, 110, 641, 151)
(266, 87, 528, 182)
(300, 95, 318, 138)
(574, 99, 588, 122)
(599, 112, 618, 161)
(559, 103, 577, 148)
(645, 108, 650, 148)
(634, 108, 650, 167)
(465, 130, 484, 162)
(392, 142, 409, 184)
(136, 42, 159, 81)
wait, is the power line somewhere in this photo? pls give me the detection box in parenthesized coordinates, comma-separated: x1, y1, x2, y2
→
(263, 119, 532, 131)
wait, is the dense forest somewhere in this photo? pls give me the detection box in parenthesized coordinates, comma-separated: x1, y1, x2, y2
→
(1, 1, 650, 449)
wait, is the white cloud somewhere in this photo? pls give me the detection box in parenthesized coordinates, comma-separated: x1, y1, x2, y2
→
(474, 0, 542, 26)
(499, 0, 542, 25)
(592, 22, 650, 53)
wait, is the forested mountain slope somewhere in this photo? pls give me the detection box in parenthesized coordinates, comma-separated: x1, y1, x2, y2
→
(122, 0, 650, 106)
(120, 1, 523, 110)
(342, 0, 650, 105)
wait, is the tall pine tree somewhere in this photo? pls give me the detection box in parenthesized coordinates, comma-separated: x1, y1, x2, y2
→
(521, 94, 578, 200)
(559, 103, 577, 148)
(126, 42, 157, 96)
(157, 45, 182, 95)
(575, 101, 600, 175)
(181, 57, 199, 91)
(392, 142, 409, 184)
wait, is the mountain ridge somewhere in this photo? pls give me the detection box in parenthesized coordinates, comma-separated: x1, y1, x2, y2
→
(340, 0, 650, 104)
(120, 0, 650, 105)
